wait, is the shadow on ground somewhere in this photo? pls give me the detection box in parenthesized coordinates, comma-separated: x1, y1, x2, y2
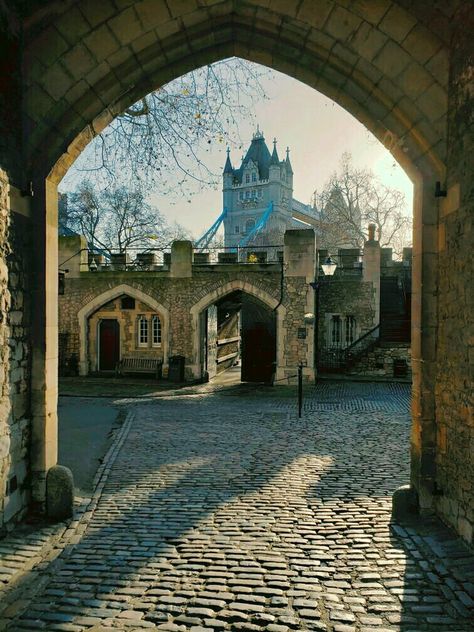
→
(2, 384, 473, 631)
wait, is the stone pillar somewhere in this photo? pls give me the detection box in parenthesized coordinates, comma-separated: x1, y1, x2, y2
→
(276, 229, 316, 383)
(409, 177, 439, 514)
(58, 235, 87, 278)
(362, 224, 381, 326)
(30, 177, 59, 513)
(170, 240, 193, 278)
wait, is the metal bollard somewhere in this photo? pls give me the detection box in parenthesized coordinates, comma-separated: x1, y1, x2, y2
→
(298, 363, 303, 418)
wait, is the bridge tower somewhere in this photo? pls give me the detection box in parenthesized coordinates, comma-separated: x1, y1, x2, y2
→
(222, 129, 312, 249)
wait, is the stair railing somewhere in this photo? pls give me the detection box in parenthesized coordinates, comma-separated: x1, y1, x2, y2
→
(344, 324, 380, 370)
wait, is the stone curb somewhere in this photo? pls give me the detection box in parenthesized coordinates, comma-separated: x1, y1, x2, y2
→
(0, 409, 135, 627)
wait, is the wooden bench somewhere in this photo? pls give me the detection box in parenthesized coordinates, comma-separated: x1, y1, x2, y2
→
(116, 357, 163, 379)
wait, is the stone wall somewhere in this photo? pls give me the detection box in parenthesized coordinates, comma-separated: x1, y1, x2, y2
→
(0, 169, 11, 532)
(318, 279, 376, 350)
(348, 345, 412, 379)
(0, 173, 31, 532)
(59, 268, 283, 379)
(434, 6, 474, 546)
(88, 297, 165, 372)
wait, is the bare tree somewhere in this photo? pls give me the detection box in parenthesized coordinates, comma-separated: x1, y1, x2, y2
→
(62, 58, 270, 198)
(314, 153, 412, 257)
(65, 181, 189, 253)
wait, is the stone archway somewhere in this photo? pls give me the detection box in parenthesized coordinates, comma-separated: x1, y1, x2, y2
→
(77, 284, 170, 376)
(189, 280, 286, 380)
(2, 1, 471, 540)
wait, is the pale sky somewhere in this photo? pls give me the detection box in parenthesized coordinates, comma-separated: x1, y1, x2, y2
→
(152, 66, 413, 240)
(61, 62, 413, 241)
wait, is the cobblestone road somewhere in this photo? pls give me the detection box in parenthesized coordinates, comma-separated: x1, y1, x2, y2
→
(3, 383, 474, 631)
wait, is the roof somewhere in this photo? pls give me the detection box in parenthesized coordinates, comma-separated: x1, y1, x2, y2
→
(223, 129, 294, 183)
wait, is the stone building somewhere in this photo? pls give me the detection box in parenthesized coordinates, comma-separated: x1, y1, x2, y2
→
(59, 230, 319, 385)
(57, 227, 410, 384)
(222, 130, 319, 251)
(0, 1, 472, 547)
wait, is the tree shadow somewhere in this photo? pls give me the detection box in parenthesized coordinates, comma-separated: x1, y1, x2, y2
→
(4, 392, 473, 631)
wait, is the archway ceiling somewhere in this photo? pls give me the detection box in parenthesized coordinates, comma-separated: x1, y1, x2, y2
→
(19, 0, 451, 181)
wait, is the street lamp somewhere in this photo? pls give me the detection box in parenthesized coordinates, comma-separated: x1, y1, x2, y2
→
(310, 255, 338, 381)
(321, 256, 337, 277)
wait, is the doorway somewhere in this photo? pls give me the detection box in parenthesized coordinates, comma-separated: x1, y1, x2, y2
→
(99, 319, 120, 371)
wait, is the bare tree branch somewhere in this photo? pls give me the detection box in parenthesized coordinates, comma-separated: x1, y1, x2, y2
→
(62, 58, 271, 199)
(314, 153, 412, 258)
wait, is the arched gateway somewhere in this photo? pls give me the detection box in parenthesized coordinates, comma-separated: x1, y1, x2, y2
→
(77, 284, 170, 376)
(0, 2, 472, 544)
(189, 280, 286, 382)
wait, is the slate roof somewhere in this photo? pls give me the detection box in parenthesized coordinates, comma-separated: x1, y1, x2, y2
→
(224, 130, 292, 184)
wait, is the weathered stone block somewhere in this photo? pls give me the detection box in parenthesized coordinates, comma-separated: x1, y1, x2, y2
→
(46, 465, 74, 521)
(392, 484, 418, 520)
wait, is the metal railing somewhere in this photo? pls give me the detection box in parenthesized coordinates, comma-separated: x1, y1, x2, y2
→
(192, 245, 283, 265)
(75, 245, 284, 272)
(344, 324, 380, 369)
(318, 324, 380, 373)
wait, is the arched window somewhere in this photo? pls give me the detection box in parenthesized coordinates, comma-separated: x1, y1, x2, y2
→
(137, 315, 148, 347)
(152, 315, 162, 346)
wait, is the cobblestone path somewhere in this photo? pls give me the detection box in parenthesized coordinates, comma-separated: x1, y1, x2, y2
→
(4, 383, 474, 631)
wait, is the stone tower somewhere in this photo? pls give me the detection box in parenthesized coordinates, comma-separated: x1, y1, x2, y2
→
(222, 129, 310, 249)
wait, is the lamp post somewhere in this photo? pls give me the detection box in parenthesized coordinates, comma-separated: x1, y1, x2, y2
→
(310, 255, 337, 381)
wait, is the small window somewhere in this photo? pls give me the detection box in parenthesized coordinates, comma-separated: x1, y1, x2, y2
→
(138, 316, 148, 346)
(258, 190, 263, 198)
(121, 296, 135, 310)
(345, 315, 356, 346)
(252, 172, 257, 182)
(330, 314, 342, 347)
(246, 218, 255, 233)
(152, 315, 162, 346)
(245, 173, 250, 184)
(245, 190, 250, 199)
(235, 225, 240, 234)
(239, 191, 244, 200)
(251, 189, 257, 198)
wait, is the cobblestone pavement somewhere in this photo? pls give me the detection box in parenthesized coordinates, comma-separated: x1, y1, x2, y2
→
(2, 382, 474, 631)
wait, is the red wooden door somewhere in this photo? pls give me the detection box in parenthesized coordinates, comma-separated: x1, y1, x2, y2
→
(99, 319, 120, 371)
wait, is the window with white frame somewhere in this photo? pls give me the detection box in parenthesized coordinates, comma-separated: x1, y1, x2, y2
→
(137, 315, 148, 346)
(152, 315, 162, 346)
